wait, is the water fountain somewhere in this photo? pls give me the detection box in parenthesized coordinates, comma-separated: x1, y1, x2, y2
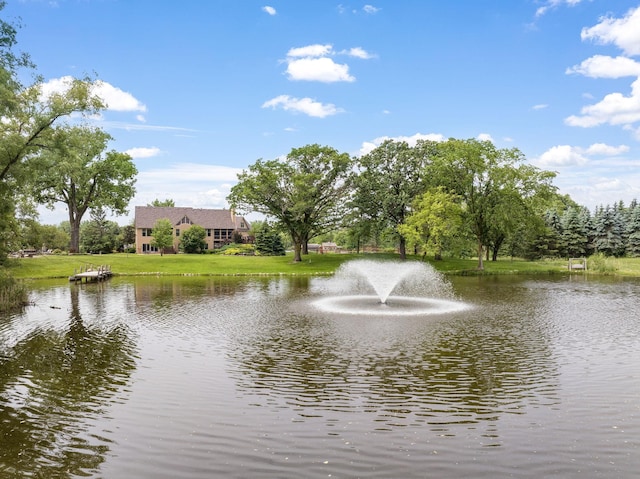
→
(311, 259, 470, 316)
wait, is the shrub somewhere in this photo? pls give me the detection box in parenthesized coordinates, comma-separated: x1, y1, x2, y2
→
(588, 252, 618, 274)
(217, 243, 255, 255)
(0, 273, 28, 312)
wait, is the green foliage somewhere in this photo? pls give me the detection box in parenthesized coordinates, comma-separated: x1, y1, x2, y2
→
(592, 205, 625, 257)
(150, 218, 174, 255)
(228, 144, 352, 262)
(254, 222, 286, 256)
(148, 198, 175, 207)
(1, 12, 103, 260)
(587, 252, 618, 274)
(180, 225, 207, 254)
(26, 222, 70, 252)
(559, 207, 590, 257)
(626, 205, 640, 256)
(30, 125, 137, 253)
(432, 138, 557, 269)
(80, 208, 121, 253)
(399, 187, 462, 260)
(118, 224, 136, 251)
(0, 271, 28, 312)
(352, 139, 436, 259)
(217, 243, 255, 255)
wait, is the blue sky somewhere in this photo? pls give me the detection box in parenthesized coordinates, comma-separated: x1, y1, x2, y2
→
(5, 0, 640, 225)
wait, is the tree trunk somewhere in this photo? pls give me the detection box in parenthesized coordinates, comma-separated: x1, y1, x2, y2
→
(398, 235, 407, 260)
(69, 213, 81, 254)
(477, 240, 484, 270)
(492, 235, 505, 261)
(293, 241, 302, 262)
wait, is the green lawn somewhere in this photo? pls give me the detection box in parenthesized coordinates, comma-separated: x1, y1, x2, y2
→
(6, 252, 640, 280)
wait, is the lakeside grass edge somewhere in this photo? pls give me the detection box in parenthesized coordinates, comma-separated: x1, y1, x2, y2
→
(6, 253, 640, 280)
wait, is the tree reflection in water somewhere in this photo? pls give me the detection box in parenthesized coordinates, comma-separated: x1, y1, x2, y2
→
(0, 285, 137, 478)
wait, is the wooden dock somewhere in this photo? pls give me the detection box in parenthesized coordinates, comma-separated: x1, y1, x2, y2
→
(69, 265, 113, 283)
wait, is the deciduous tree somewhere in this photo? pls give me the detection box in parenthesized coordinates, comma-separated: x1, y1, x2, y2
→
(432, 139, 556, 269)
(150, 218, 173, 256)
(398, 187, 462, 260)
(228, 144, 352, 262)
(352, 140, 437, 259)
(180, 225, 207, 254)
(31, 125, 137, 253)
(0, 5, 103, 261)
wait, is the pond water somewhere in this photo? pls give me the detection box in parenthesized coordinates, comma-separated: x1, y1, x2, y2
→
(1, 270, 639, 478)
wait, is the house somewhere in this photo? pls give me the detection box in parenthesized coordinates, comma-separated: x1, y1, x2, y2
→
(134, 206, 251, 254)
(320, 242, 338, 253)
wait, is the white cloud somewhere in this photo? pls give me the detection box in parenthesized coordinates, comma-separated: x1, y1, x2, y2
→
(536, 142, 629, 168)
(99, 121, 197, 133)
(358, 132, 445, 156)
(567, 10, 640, 134)
(584, 143, 629, 155)
(140, 163, 242, 185)
(343, 47, 376, 59)
(39, 76, 147, 112)
(282, 44, 374, 83)
(628, 124, 640, 140)
(565, 78, 640, 127)
(537, 145, 589, 166)
(93, 80, 146, 112)
(477, 133, 494, 142)
(287, 44, 333, 58)
(532, 104, 549, 110)
(566, 55, 640, 78)
(125, 147, 161, 159)
(363, 5, 380, 14)
(132, 165, 243, 214)
(536, 0, 584, 18)
(594, 178, 623, 191)
(581, 6, 640, 56)
(262, 95, 343, 118)
(262, 5, 276, 16)
(286, 57, 355, 83)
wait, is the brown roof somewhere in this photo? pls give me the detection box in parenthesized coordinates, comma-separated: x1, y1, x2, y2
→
(135, 206, 250, 231)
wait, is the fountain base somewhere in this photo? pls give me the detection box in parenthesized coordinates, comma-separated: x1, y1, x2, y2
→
(312, 295, 470, 316)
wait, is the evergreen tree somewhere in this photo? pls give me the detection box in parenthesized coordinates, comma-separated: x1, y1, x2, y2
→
(80, 207, 120, 253)
(578, 207, 595, 255)
(625, 204, 640, 257)
(559, 207, 588, 257)
(592, 205, 626, 256)
(255, 222, 285, 256)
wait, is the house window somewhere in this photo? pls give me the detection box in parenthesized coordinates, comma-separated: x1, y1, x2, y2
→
(141, 228, 153, 237)
(240, 221, 245, 228)
(176, 228, 180, 237)
(179, 215, 192, 225)
(206, 229, 212, 237)
(213, 229, 232, 241)
(142, 243, 158, 253)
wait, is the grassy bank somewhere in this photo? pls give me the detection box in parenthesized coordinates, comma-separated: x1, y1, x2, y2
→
(6, 252, 640, 280)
